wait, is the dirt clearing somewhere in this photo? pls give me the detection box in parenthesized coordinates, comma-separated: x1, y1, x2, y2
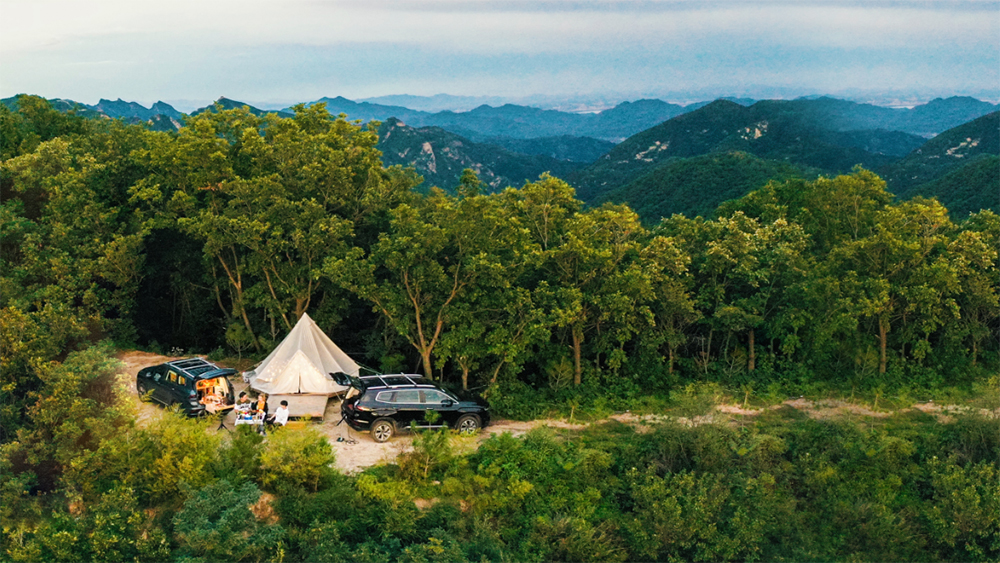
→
(116, 350, 578, 473)
(115, 351, 998, 474)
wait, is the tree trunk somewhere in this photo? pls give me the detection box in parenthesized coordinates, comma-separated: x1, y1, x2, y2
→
(748, 328, 756, 371)
(878, 318, 888, 375)
(217, 253, 260, 352)
(421, 349, 434, 380)
(702, 329, 714, 375)
(571, 326, 583, 386)
(239, 305, 261, 352)
(668, 344, 675, 375)
(488, 360, 505, 387)
(262, 269, 292, 330)
(461, 365, 469, 391)
(971, 338, 978, 367)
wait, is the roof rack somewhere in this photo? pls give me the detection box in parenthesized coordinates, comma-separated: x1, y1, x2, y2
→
(167, 358, 220, 377)
(358, 374, 434, 389)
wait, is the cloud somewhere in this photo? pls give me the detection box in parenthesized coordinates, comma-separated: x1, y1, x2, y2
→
(1, 0, 997, 102)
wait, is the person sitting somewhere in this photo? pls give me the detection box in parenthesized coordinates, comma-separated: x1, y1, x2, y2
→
(267, 400, 290, 427)
(234, 392, 253, 424)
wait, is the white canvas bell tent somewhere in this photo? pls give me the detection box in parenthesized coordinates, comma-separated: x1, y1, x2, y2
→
(245, 312, 358, 395)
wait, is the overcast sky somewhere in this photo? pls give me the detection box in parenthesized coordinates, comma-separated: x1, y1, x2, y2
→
(2, 0, 997, 110)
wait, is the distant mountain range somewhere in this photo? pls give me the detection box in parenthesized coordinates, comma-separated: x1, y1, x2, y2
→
(571, 102, 998, 221)
(881, 112, 1000, 217)
(358, 94, 506, 113)
(567, 99, 927, 201)
(6, 92, 995, 149)
(4, 93, 997, 218)
(298, 96, 688, 142)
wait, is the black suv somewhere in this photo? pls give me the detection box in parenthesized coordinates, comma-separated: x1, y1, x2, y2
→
(335, 373, 490, 442)
(137, 358, 236, 416)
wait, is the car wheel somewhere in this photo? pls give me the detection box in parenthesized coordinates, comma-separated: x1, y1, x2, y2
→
(137, 381, 147, 396)
(456, 414, 480, 435)
(371, 419, 395, 443)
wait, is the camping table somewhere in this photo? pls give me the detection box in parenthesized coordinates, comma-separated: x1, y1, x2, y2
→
(251, 412, 267, 434)
(204, 402, 233, 430)
(204, 402, 232, 414)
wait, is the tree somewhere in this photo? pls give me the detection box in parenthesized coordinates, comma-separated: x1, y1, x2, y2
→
(543, 203, 652, 385)
(133, 102, 414, 350)
(327, 177, 525, 379)
(3, 132, 149, 340)
(695, 213, 808, 373)
(642, 235, 699, 375)
(950, 211, 999, 367)
(0, 95, 89, 160)
(830, 199, 963, 375)
(436, 172, 550, 390)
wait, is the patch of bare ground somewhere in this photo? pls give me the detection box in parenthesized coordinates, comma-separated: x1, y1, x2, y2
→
(608, 412, 721, 429)
(713, 398, 999, 422)
(251, 492, 279, 525)
(317, 405, 592, 473)
(413, 497, 439, 510)
(780, 398, 890, 419)
(909, 401, 999, 423)
(117, 350, 183, 425)
(714, 398, 888, 419)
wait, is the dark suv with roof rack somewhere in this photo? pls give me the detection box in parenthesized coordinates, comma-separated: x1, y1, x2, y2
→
(334, 373, 490, 442)
(136, 358, 236, 416)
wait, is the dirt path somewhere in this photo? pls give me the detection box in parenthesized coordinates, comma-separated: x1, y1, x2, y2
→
(115, 351, 998, 474)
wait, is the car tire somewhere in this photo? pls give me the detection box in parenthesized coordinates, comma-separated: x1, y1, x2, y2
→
(371, 419, 395, 443)
(137, 381, 147, 396)
(456, 414, 480, 435)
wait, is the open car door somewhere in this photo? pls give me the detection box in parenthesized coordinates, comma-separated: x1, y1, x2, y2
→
(329, 371, 356, 387)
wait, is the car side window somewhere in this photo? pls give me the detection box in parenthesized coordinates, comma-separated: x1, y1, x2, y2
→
(152, 367, 163, 382)
(168, 371, 177, 384)
(178, 375, 187, 387)
(421, 390, 448, 404)
(375, 391, 396, 403)
(395, 390, 420, 404)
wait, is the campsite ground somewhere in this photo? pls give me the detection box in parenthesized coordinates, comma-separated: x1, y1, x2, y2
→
(118, 350, 570, 473)
(117, 350, 999, 474)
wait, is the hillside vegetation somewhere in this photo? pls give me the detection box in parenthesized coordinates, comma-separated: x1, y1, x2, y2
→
(902, 155, 1000, 218)
(2, 350, 997, 562)
(376, 118, 585, 192)
(1, 96, 998, 562)
(595, 152, 809, 222)
(2, 94, 996, 418)
(570, 99, 919, 201)
(881, 112, 1000, 209)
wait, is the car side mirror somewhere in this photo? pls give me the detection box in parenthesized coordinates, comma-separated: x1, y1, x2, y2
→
(442, 399, 454, 407)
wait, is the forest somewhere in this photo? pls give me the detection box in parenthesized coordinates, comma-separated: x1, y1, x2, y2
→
(1, 95, 998, 562)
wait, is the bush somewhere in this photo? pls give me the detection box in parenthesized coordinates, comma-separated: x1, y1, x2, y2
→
(259, 427, 337, 494)
(173, 479, 285, 562)
(399, 427, 454, 481)
(217, 424, 265, 483)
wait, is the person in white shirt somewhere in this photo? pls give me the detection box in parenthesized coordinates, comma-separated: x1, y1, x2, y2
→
(268, 400, 290, 427)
